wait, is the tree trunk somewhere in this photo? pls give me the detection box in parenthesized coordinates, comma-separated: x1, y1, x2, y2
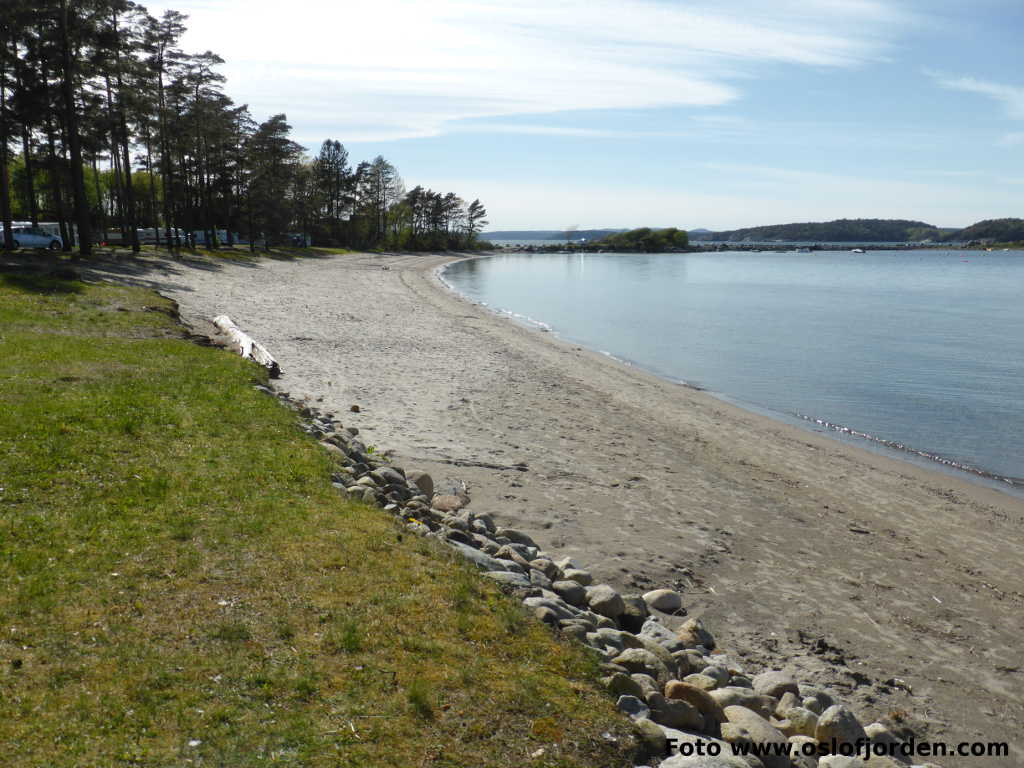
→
(44, 113, 70, 249)
(0, 38, 13, 250)
(112, 12, 139, 252)
(58, 0, 91, 257)
(212, 315, 281, 377)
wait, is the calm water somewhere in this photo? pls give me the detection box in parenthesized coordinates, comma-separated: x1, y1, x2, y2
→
(443, 250, 1024, 488)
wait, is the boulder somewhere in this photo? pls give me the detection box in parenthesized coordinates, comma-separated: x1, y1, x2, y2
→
(617, 694, 651, 720)
(753, 670, 800, 700)
(607, 672, 645, 699)
(677, 617, 716, 650)
(619, 594, 650, 633)
(643, 588, 684, 613)
(530, 558, 561, 581)
(815, 705, 867, 747)
(529, 569, 552, 590)
(647, 693, 704, 731)
(710, 687, 777, 720)
(611, 648, 671, 684)
(864, 723, 910, 763)
(494, 527, 538, 548)
(563, 567, 593, 586)
(586, 584, 626, 618)
(632, 717, 667, 764)
(683, 673, 721, 691)
(722, 705, 791, 768)
(522, 596, 578, 622)
(551, 580, 587, 607)
(483, 571, 530, 588)
(449, 542, 525, 574)
(779, 708, 818, 739)
(664, 680, 726, 732)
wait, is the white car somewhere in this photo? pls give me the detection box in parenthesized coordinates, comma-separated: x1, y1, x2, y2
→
(5, 226, 64, 250)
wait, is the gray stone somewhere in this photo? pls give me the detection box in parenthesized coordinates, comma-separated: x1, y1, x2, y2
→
(631, 673, 661, 697)
(683, 673, 720, 691)
(753, 670, 800, 700)
(864, 723, 910, 763)
(529, 558, 561, 581)
(370, 466, 406, 486)
(551, 580, 587, 606)
(619, 594, 650, 633)
(617, 694, 650, 720)
(702, 666, 731, 687)
(676, 617, 716, 650)
(818, 758, 867, 768)
(722, 706, 790, 768)
(494, 527, 538, 548)
(611, 648, 671, 683)
(815, 705, 867, 747)
(710, 687, 777, 720)
(643, 588, 684, 613)
(779, 708, 818, 739)
(522, 596, 579, 622)
(586, 584, 626, 618)
(529, 569, 553, 589)
(562, 567, 593, 586)
(404, 470, 433, 498)
(482, 571, 531, 588)
(641, 618, 685, 652)
(607, 671, 644, 699)
(632, 717, 667, 763)
(449, 542, 525, 574)
(647, 693, 704, 731)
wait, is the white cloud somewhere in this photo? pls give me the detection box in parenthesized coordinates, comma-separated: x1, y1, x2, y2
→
(930, 73, 1024, 119)
(148, 0, 907, 141)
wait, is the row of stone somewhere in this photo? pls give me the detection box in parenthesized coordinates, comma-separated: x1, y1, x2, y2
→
(279, 394, 940, 768)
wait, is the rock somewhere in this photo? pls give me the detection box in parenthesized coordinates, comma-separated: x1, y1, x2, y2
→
(864, 723, 910, 763)
(611, 648, 670, 684)
(530, 558, 561, 581)
(683, 673, 720, 691)
(677, 617, 716, 650)
(774, 692, 799, 717)
(753, 670, 800, 700)
(709, 688, 776, 720)
(563, 567, 593, 586)
(632, 717, 667, 763)
(494, 545, 532, 570)
(815, 705, 867, 747)
(631, 673, 661, 697)
(319, 441, 348, 460)
(370, 466, 405, 486)
(483, 571, 531, 588)
(551, 580, 587, 606)
(660, 749, 754, 767)
(586, 584, 626, 618)
(701, 665, 731, 687)
(449, 542, 525, 574)
(648, 693, 704, 731)
(779, 708, 818, 739)
(619, 594, 650, 633)
(641, 618, 685, 652)
(798, 685, 834, 714)
(617, 695, 651, 720)
(664, 680, 726, 732)
(494, 527, 537, 548)
(523, 595, 581, 622)
(405, 470, 433, 498)
(818, 758, 867, 768)
(607, 672, 644, 699)
(529, 569, 553, 590)
(722, 706, 790, 768)
(643, 588, 684, 613)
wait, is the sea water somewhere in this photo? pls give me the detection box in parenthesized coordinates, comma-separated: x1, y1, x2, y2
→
(443, 250, 1024, 488)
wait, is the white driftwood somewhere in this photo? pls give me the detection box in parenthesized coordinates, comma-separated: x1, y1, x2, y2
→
(213, 314, 281, 378)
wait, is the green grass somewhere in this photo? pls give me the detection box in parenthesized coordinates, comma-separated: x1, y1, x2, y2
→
(0, 268, 633, 767)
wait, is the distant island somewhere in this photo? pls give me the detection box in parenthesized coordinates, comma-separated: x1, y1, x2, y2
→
(486, 218, 1024, 248)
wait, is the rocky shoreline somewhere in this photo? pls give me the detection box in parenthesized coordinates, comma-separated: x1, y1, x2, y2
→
(265, 384, 943, 768)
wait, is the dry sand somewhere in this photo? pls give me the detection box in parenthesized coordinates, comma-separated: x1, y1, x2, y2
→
(90, 251, 1024, 764)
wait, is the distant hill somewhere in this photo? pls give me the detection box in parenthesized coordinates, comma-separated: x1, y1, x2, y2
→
(687, 219, 950, 243)
(484, 229, 626, 241)
(947, 218, 1024, 243)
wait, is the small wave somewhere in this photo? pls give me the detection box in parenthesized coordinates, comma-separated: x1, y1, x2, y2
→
(794, 412, 1022, 488)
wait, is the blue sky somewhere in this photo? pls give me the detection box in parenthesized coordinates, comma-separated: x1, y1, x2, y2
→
(151, 0, 1023, 230)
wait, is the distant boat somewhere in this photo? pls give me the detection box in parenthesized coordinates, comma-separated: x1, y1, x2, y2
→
(851, 248, 865, 253)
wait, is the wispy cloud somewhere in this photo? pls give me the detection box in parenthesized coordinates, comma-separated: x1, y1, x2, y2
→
(150, 0, 910, 141)
(929, 73, 1024, 119)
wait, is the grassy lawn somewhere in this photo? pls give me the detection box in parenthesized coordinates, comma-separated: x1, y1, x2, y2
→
(0, 267, 633, 767)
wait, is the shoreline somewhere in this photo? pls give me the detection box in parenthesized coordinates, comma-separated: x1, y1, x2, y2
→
(94, 250, 1024, 765)
(439, 253, 1024, 499)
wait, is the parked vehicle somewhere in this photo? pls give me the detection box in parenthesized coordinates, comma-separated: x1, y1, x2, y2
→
(2, 225, 63, 250)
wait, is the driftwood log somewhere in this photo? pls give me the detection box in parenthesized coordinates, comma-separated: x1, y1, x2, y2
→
(212, 314, 281, 378)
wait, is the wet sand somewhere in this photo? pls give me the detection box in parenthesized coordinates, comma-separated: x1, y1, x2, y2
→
(100, 251, 1023, 764)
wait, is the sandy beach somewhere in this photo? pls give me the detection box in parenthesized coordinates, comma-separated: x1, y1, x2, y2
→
(93, 250, 1024, 764)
